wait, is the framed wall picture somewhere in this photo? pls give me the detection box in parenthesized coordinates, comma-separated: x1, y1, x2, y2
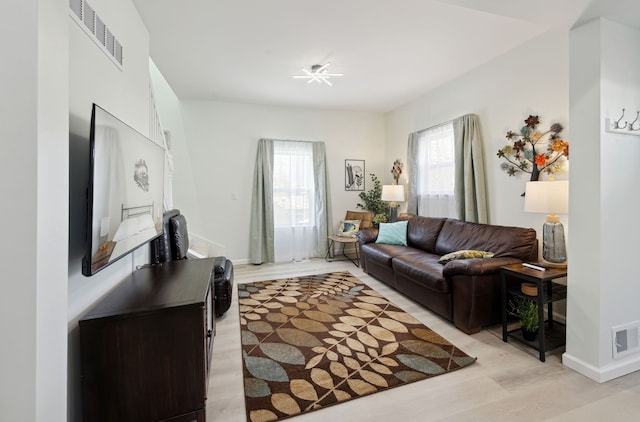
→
(345, 159, 365, 191)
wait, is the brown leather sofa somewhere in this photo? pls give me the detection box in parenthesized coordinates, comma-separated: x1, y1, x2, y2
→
(358, 213, 538, 334)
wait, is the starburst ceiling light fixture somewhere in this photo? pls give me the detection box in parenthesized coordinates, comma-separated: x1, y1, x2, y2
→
(292, 62, 344, 86)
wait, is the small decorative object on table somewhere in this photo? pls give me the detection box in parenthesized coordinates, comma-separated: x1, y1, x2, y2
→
(497, 114, 569, 185)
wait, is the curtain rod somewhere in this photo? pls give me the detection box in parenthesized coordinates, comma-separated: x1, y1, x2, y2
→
(414, 113, 476, 135)
(415, 119, 453, 135)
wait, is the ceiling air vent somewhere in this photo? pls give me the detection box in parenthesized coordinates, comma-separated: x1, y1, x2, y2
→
(70, 0, 81, 19)
(69, 0, 124, 67)
(82, 1, 94, 32)
(95, 15, 105, 45)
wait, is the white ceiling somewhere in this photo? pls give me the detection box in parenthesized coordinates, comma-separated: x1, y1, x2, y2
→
(133, 0, 640, 113)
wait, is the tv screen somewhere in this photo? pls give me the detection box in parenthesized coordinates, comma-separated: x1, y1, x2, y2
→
(82, 104, 165, 276)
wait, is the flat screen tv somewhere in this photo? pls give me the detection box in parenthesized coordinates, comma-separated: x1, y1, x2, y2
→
(82, 104, 165, 276)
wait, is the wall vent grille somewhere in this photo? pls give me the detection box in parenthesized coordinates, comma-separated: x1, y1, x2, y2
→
(612, 322, 640, 360)
(68, 0, 123, 68)
(95, 15, 105, 45)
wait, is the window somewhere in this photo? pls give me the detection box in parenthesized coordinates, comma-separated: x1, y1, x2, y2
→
(415, 122, 456, 217)
(272, 141, 317, 262)
(250, 138, 332, 264)
(273, 141, 315, 228)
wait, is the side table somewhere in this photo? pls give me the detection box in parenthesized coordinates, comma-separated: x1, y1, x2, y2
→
(500, 263, 567, 362)
(325, 235, 360, 267)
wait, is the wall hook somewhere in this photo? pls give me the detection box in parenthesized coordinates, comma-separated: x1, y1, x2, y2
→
(630, 111, 640, 132)
(614, 108, 628, 129)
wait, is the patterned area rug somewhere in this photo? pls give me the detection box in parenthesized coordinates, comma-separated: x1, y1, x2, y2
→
(238, 271, 476, 422)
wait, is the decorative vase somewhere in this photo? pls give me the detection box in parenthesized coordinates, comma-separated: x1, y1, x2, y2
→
(522, 327, 537, 341)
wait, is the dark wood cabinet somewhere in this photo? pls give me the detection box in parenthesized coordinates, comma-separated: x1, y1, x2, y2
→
(80, 258, 215, 422)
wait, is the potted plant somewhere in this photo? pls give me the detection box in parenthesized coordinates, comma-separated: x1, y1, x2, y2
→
(508, 296, 539, 341)
(356, 173, 389, 225)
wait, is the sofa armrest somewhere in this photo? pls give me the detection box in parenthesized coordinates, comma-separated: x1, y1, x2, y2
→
(357, 227, 379, 244)
(443, 257, 523, 277)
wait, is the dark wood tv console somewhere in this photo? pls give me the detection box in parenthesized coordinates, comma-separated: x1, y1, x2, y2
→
(79, 258, 215, 422)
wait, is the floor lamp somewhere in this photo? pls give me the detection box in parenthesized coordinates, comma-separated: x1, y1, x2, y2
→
(381, 185, 405, 223)
(524, 180, 569, 268)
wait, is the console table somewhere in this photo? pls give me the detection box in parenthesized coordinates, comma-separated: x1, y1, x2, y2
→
(79, 258, 215, 422)
(500, 263, 567, 362)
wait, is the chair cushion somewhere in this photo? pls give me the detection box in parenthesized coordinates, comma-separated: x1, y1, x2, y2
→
(337, 220, 361, 237)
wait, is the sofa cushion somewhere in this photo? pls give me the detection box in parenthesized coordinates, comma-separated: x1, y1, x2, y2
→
(360, 243, 422, 268)
(392, 253, 449, 293)
(434, 219, 537, 260)
(398, 214, 447, 254)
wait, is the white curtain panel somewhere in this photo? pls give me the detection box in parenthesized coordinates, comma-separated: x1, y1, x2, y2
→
(273, 140, 317, 263)
(407, 114, 488, 223)
(416, 122, 457, 219)
(417, 193, 456, 218)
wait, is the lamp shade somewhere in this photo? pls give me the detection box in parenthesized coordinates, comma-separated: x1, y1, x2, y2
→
(381, 185, 405, 202)
(524, 181, 568, 214)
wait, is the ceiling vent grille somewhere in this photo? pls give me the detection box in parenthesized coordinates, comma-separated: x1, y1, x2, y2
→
(69, 0, 123, 67)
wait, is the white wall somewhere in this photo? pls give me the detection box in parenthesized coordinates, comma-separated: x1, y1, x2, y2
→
(67, 1, 151, 420)
(386, 28, 570, 235)
(167, 100, 386, 262)
(149, 60, 200, 225)
(564, 18, 640, 382)
(0, 0, 69, 420)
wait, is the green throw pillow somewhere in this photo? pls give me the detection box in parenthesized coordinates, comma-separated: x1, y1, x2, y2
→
(439, 249, 495, 264)
(375, 221, 408, 246)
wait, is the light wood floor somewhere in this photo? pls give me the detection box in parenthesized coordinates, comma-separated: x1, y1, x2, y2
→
(206, 259, 640, 421)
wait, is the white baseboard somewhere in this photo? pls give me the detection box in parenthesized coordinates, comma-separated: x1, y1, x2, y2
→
(562, 351, 640, 383)
(188, 232, 227, 258)
(187, 249, 207, 259)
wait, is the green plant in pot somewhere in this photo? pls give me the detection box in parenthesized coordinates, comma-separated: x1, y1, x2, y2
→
(508, 296, 539, 341)
(356, 173, 389, 226)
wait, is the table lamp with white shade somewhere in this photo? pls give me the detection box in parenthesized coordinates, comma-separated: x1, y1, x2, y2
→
(524, 180, 569, 268)
(381, 185, 405, 223)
